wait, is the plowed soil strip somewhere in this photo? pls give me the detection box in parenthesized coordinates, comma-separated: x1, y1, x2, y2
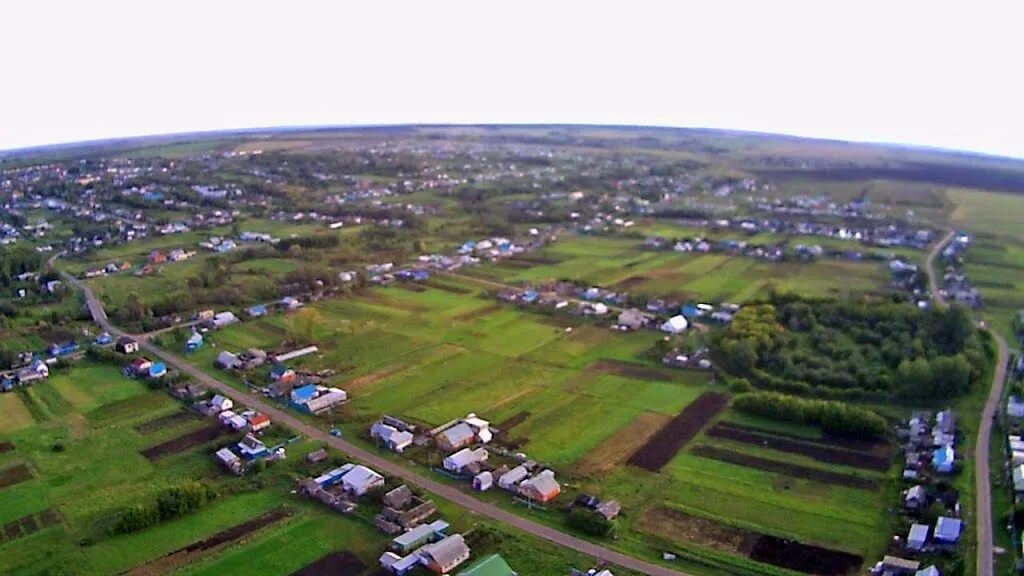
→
(579, 412, 672, 476)
(134, 411, 200, 435)
(140, 424, 228, 461)
(0, 509, 62, 543)
(290, 551, 367, 576)
(746, 534, 863, 576)
(589, 359, 684, 382)
(0, 441, 13, 454)
(0, 463, 34, 489)
(121, 509, 291, 576)
(707, 424, 891, 471)
(718, 421, 889, 455)
(627, 392, 729, 472)
(496, 411, 530, 432)
(638, 507, 862, 576)
(690, 445, 877, 489)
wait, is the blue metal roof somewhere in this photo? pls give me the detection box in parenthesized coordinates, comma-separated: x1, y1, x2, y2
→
(291, 384, 317, 403)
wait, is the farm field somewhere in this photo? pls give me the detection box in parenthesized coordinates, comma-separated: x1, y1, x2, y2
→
(475, 235, 894, 302)
(178, 272, 897, 573)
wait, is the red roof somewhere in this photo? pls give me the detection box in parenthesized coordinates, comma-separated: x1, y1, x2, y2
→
(249, 414, 271, 427)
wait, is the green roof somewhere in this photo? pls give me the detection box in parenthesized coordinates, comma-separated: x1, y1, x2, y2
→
(457, 554, 517, 576)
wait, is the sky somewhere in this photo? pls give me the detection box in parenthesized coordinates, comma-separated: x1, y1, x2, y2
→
(2, 1, 1023, 157)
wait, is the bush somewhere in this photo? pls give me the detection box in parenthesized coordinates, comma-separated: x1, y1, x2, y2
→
(112, 481, 217, 535)
(567, 507, 615, 537)
(732, 391, 887, 439)
(51, 442, 65, 452)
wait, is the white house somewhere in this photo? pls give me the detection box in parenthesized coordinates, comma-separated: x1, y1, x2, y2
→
(498, 465, 529, 491)
(443, 447, 488, 474)
(341, 464, 385, 496)
(907, 523, 928, 551)
(473, 471, 493, 491)
(209, 394, 233, 413)
(660, 315, 688, 334)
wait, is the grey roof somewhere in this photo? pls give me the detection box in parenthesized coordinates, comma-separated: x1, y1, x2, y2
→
(419, 533, 469, 569)
(439, 422, 475, 446)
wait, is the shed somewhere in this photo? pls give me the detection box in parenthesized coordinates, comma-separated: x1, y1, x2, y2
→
(907, 523, 928, 551)
(660, 315, 688, 334)
(934, 517, 962, 544)
(473, 471, 493, 491)
(457, 554, 517, 576)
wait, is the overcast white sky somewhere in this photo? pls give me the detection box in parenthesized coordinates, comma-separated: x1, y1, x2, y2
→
(2, 1, 1023, 157)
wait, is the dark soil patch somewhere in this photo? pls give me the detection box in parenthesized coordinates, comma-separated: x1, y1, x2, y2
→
(0, 463, 34, 489)
(134, 410, 201, 435)
(454, 304, 502, 322)
(589, 359, 683, 382)
(509, 254, 561, 265)
(690, 445, 877, 489)
(496, 411, 530, 432)
(627, 392, 729, 471)
(2, 520, 21, 541)
(745, 534, 863, 575)
(419, 279, 472, 294)
(0, 509, 62, 543)
(707, 424, 891, 471)
(140, 424, 228, 462)
(290, 551, 367, 576)
(121, 509, 291, 576)
(0, 441, 13, 454)
(37, 508, 63, 528)
(394, 283, 426, 293)
(719, 421, 890, 456)
(18, 514, 39, 535)
(610, 276, 651, 290)
(496, 259, 536, 269)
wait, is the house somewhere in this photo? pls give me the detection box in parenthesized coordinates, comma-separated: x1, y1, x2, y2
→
(341, 464, 385, 496)
(879, 556, 920, 575)
(418, 534, 471, 574)
(498, 466, 529, 490)
(215, 448, 242, 474)
(518, 469, 560, 503)
(125, 357, 152, 378)
(208, 394, 233, 413)
(932, 445, 954, 473)
(216, 351, 240, 370)
(473, 471, 493, 491)
(218, 410, 248, 430)
(907, 523, 929, 551)
(933, 517, 962, 545)
(904, 485, 927, 510)
(379, 551, 421, 575)
(236, 434, 268, 459)
(1008, 396, 1024, 418)
(270, 364, 296, 383)
(617, 308, 647, 330)
(436, 422, 477, 452)
(148, 362, 167, 378)
(171, 383, 207, 400)
(443, 447, 488, 474)
(915, 566, 940, 576)
(1013, 465, 1024, 492)
(306, 448, 328, 464)
(280, 296, 303, 311)
(47, 341, 79, 357)
(383, 485, 413, 510)
(371, 422, 415, 453)
(212, 311, 239, 329)
(391, 519, 450, 554)
(94, 332, 113, 345)
(660, 315, 688, 334)
(596, 500, 621, 521)
(247, 413, 271, 432)
(16, 360, 49, 384)
(186, 332, 203, 352)
(297, 387, 348, 415)
(247, 304, 268, 317)
(457, 554, 517, 576)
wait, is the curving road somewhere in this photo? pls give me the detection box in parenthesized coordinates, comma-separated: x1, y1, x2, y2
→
(926, 231, 1009, 576)
(59, 270, 684, 576)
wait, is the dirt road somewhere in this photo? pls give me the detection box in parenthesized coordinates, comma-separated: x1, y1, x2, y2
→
(926, 230, 1008, 576)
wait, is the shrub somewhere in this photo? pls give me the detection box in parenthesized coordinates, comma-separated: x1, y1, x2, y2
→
(732, 391, 887, 439)
(567, 507, 615, 537)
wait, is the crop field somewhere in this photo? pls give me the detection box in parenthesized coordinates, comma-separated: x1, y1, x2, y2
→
(180, 271, 896, 571)
(476, 235, 893, 302)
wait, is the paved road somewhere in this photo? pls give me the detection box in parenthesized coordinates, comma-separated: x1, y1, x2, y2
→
(59, 270, 684, 576)
(926, 230, 1009, 576)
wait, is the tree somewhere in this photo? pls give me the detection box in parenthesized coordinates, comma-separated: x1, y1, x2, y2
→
(288, 307, 322, 345)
